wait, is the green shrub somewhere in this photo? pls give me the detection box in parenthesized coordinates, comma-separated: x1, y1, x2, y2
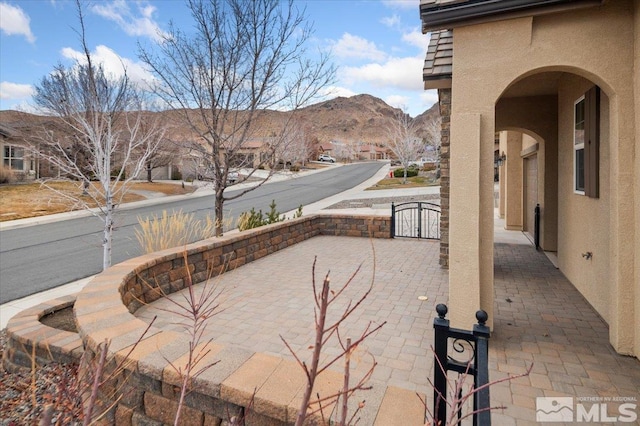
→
(237, 208, 265, 231)
(293, 205, 303, 218)
(237, 200, 287, 231)
(171, 168, 183, 180)
(110, 167, 125, 180)
(393, 167, 419, 178)
(265, 199, 285, 224)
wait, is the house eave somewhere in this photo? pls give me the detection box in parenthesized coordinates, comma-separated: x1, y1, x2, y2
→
(424, 76, 453, 90)
(420, 0, 606, 32)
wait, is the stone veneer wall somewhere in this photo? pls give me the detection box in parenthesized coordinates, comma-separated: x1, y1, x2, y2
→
(71, 214, 399, 425)
(438, 88, 451, 268)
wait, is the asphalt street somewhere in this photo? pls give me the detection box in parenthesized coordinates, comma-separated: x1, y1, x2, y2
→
(0, 162, 384, 303)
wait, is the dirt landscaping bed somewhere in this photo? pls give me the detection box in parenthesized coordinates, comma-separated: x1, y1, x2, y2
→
(0, 180, 195, 221)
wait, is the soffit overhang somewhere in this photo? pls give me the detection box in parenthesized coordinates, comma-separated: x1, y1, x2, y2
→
(420, 0, 605, 90)
(420, 0, 606, 33)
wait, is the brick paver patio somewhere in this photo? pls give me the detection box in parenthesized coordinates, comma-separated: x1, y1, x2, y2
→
(135, 236, 640, 424)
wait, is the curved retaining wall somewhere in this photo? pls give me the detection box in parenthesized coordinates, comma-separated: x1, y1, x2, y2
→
(53, 214, 423, 425)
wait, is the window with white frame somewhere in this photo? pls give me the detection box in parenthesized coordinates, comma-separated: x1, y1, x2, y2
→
(573, 86, 600, 198)
(574, 96, 585, 194)
(3, 145, 24, 170)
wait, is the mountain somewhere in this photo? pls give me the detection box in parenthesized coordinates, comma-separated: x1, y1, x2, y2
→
(295, 94, 439, 144)
(0, 94, 440, 146)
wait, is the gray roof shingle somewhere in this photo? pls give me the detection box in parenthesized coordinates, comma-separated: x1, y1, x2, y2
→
(423, 29, 453, 89)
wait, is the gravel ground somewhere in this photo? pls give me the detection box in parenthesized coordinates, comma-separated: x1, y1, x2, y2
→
(0, 329, 84, 425)
(325, 193, 439, 209)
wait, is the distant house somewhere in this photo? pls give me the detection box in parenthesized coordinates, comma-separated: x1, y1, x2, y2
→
(0, 123, 40, 180)
(317, 142, 335, 157)
(421, 0, 640, 359)
(359, 144, 388, 161)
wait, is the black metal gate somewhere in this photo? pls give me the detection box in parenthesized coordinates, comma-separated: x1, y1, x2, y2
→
(433, 304, 491, 425)
(391, 201, 441, 239)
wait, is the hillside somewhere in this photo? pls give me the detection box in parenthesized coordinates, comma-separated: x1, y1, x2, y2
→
(0, 94, 440, 146)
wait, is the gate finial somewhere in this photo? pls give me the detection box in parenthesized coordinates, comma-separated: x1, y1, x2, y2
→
(436, 303, 448, 319)
(476, 309, 488, 326)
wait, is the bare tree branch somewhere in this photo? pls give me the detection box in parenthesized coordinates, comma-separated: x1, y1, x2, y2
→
(27, 1, 166, 269)
(385, 107, 422, 183)
(139, 0, 335, 235)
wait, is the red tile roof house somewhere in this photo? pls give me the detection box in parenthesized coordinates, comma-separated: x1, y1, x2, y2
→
(420, 0, 640, 358)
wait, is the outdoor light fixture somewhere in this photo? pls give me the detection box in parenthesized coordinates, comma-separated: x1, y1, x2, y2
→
(495, 151, 506, 167)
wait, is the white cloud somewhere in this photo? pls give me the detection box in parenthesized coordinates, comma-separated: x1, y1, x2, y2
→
(91, 0, 167, 42)
(340, 56, 424, 91)
(0, 2, 35, 43)
(0, 81, 34, 99)
(402, 29, 430, 51)
(321, 86, 357, 99)
(420, 90, 439, 110)
(332, 33, 387, 62)
(381, 14, 401, 29)
(385, 95, 409, 110)
(381, 0, 419, 10)
(61, 45, 155, 88)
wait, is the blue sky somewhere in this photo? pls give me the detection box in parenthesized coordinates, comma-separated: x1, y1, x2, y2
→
(0, 0, 436, 117)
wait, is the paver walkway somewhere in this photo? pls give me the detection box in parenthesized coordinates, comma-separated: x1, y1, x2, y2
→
(135, 236, 640, 424)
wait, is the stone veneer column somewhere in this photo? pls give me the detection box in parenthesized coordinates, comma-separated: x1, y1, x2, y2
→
(438, 88, 451, 268)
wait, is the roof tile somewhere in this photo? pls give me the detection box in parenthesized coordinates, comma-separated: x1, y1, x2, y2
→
(423, 29, 453, 88)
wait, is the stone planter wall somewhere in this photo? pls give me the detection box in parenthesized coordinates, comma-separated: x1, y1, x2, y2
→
(67, 214, 423, 426)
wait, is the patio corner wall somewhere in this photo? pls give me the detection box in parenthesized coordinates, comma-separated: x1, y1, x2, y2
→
(72, 213, 398, 425)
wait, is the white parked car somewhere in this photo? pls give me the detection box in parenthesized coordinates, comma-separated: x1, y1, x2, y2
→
(409, 157, 433, 168)
(197, 168, 239, 184)
(318, 154, 336, 163)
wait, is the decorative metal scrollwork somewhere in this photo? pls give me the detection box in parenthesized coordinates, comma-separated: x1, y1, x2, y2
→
(391, 201, 441, 239)
(447, 337, 476, 365)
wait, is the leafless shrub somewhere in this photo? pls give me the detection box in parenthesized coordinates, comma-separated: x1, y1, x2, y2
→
(420, 346, 533, 425)
(282, 250, 385, 426)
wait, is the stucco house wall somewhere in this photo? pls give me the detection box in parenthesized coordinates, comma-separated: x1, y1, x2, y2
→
(635, 0, 640, 357)
(557, 74, 611, 324)
(423, 0, 638, 357)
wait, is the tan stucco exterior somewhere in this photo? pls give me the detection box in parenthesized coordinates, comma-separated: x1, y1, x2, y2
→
(634, 0, 640, 359)
(425, 0, 639, 357)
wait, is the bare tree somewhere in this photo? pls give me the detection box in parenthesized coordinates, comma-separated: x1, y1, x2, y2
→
(385, 108, 422, 183)
(421, 113, 442, 169)
(272, 118, 314, 168)
(332, 141, 350, 163)
(145, 136, 182, 182)
(347, 140, 365, 162)
(30, 1, 165, 269)
(139, 0, 335, 235)
(422, 114, 442, 153)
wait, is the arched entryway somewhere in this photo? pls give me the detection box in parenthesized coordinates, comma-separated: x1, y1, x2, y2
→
(493, 69, 637, 356)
